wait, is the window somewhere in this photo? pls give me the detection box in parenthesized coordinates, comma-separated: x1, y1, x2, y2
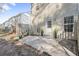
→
(37, 27, 40, 33)
(56, 4, 59, 8)
(64, 24, 73, 32)
(36, 5, 39, 10)
(47, 21, 52, 28)
(64, 16, 74, 32)
(64, 16, 73, 24)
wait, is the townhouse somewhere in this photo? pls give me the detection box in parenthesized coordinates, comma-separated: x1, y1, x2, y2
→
(32, 3, 79, 55)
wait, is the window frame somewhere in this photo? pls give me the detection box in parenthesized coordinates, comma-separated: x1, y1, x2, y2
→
(47, 20, 52, 28)
(64, 16, 74, 32)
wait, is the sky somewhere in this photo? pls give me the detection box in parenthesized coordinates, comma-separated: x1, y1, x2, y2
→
(0, 3, 31, 24)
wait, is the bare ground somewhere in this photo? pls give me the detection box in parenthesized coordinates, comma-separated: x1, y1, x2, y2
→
(0, 38, 49, 56)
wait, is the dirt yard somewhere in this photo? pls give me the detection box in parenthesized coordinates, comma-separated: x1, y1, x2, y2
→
(0, 38, 48, 56)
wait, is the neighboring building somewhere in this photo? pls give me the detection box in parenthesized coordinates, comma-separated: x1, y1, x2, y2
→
(1, 13, 32, 36)
(32, 3, 79, 55)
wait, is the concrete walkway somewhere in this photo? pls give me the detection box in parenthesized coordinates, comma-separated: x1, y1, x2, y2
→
(20, 36, 76, 56)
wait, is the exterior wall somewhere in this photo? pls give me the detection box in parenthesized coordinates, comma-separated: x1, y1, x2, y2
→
(32, 3, 79, 55)
(77, 15, 79, 53)
(32, 3, 78, 38)
(54, 3, 77, 39)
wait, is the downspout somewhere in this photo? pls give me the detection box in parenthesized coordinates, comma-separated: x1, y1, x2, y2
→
(76, 3, 79, 55)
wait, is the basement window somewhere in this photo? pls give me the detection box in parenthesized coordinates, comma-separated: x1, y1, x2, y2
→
(64, 16, 74, 32)
(47, 21, 52, 28)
